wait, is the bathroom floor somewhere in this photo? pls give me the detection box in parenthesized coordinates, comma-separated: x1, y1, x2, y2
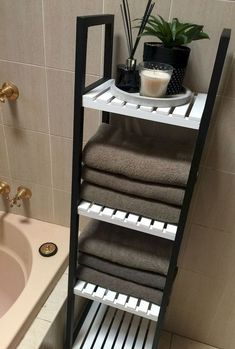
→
(160, 332, 218, 349)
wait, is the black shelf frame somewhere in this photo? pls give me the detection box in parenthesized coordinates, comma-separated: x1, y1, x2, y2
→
(152, 28, 231, 348)
(65, 15, 114, 349)
(64, 13, 231, 349)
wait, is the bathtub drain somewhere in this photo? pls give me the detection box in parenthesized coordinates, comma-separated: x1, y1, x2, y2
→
(39, 242, 58, 257)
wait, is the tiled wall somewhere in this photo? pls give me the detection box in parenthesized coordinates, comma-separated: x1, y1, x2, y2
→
(0, 0, 235, 348)
(0, 0, 102, 225)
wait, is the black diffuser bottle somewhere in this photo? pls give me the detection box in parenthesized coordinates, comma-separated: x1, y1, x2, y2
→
(116, 58, 139, 93)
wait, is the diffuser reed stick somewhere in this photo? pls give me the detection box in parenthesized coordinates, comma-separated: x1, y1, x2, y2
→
(130, 1, 155, 59)
(120, 0, 155, 63)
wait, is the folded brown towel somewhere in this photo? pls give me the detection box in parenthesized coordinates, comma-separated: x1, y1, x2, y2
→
(81, 181, 180, 223)
(78, 252, 166, 290)
(83, 123, 193, 187)
(79, 220, 172, 275)
(82, 166, 185, 206)
(77, 265, 163, 305)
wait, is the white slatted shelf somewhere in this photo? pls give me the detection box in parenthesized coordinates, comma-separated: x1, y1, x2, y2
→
(73, 302, 157, 349)
(74, 281, 160, 322)
(78, 200, 177, 241)
(83, 79, 207, 129)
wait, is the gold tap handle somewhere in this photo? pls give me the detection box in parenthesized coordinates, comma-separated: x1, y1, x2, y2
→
(0, 82, 19, 103)
(0, 180, 10, 197)
(17, 186, 32, 200)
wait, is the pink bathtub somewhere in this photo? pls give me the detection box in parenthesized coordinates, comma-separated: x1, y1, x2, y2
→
(0, 212, 69, 349)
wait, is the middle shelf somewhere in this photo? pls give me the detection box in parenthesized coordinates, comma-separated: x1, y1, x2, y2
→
(78, 200, 177, 241)
(74, 280, 160, 322)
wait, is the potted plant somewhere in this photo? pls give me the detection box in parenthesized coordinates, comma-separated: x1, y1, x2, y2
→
(140, 16, 209, 94)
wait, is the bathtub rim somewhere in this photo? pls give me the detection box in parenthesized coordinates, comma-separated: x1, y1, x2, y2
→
(0, 211, 69, 349)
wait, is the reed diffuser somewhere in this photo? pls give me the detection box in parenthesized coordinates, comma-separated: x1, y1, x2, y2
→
(115, 0, 155, 93)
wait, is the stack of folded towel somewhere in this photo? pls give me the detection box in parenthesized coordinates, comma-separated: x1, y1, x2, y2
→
(77, 220, 173, 305)
(81, 123, 194, 224)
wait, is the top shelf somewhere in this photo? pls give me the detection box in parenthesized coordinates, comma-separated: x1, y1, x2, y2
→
(83, 79, 207, 130)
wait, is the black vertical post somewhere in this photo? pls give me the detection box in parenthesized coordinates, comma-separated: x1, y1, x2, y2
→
(152, 28, 231, 348)
(65, 15, 114, 349)
(103, 19, 114, 123)
(65, 17, 87, 349)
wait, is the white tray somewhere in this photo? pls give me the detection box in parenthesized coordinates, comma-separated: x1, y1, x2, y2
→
(111, 82, 193, 108)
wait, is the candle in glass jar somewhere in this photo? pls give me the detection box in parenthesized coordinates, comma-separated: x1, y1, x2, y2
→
(140, 69, 171, 98)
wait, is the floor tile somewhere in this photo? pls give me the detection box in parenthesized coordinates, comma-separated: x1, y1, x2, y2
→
(171, 335, 218, 349)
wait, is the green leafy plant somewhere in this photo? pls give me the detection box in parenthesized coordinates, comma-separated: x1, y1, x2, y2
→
(140, 16, 209, 48)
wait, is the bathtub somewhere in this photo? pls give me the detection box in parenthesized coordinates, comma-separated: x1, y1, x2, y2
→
(0, 211, 69, 349)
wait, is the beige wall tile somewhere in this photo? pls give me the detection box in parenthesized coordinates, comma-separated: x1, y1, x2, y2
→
(206, 97, 235, 173)
(0, 125, 10, 177)
(224, 53, 235, 98)
(165, 269, 225, 341)
(43, 0, 103, 73)
(51, 136, 72, 191)
(0, 105, 3, 123)
(0, 61, 49, 133)
(0, 0, 44, 65)
(181, 224, 235, 279)
(38, 273, 68, 323)
(53, 189, 71, 227)
(83, 109, 100, 143)
(5, 127, 52, 187)
(53, 188, 90, 228)
(170, 0, 235, 93)
(103, 0, 171, 72)
(192, 168, 235, 232)
(171, 335, 218, 349)
(17, 318, 49, 349)
(47, 69, 100, 139)
(47, 69, 74, 138)
(202, 274, 235, 349)
(39, 302, 65, 349)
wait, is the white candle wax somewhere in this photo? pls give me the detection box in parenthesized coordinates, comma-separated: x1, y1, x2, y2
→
(140, 69, 171, 98)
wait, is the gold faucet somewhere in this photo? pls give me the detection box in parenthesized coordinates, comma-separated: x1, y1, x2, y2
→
(10, 186, 32, 207)
(0, 180, 10, 199)
(0, 81, 19, 103)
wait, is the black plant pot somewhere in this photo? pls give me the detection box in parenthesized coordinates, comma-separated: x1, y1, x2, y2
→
(143, 42, 191, 95)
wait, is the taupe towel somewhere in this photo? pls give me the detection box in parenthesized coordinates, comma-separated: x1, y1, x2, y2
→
(78, 252, 166, 290)
(82, 166, 185, 206)
(77, 265, 163, 305)
(81, 181, 180, 223)
(83, 123, 193, 187)
(79, 220, 172, 275)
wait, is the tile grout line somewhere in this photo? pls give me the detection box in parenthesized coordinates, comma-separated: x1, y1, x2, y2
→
(2, 124, 73, 140)
(0, 103, 12, 180)
(169, 331, 174, 348)
(1, 121, 13, 182)
(0, 58, 101, 78)
(41, 0, 55, 222)
(169, 333, 223, 349)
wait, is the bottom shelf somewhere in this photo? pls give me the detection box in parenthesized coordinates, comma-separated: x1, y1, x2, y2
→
(74, 280, 160, 321)
(73, 301, 157, 349)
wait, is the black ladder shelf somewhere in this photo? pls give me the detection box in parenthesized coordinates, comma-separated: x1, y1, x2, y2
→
(65, 14, 231, 349)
